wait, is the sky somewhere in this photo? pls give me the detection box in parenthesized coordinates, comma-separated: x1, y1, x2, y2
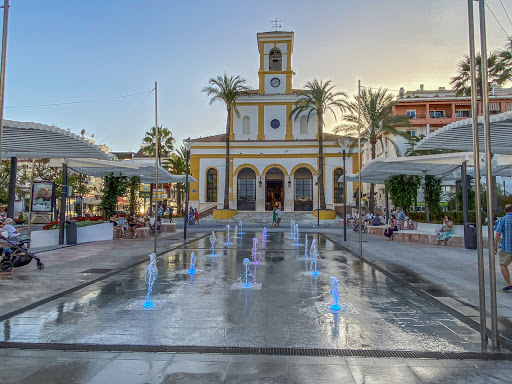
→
(4, 0, 512, 153)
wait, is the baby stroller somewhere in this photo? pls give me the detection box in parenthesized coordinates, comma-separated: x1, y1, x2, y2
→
(0, 234, 44, 272)
(150, 217, 162, 235)
(353, 220, 367, 234)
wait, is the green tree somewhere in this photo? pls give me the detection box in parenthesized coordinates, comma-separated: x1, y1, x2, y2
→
(127, 176, 140, 216)
(290, 79, 348, 209)
(163, 144, 189, 212)
(385, 175, 421, 214)
(424, 175, 443, 221)
(141, 126, 175, 166)
(335, 88, 411, 212)
(202, 74, 250, 209)
(450, 50, 512, 97)
(100, 174, 128, 218)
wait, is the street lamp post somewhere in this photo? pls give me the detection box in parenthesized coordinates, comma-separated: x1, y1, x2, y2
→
(316, 171, 321, 227)
(338, 137, 350, 242)
(183, 141, 191, 240)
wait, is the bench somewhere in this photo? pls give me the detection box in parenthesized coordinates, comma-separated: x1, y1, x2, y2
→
(161, 223, 176, 233)
(134, 227, 150, 239)
(368, 222, 488, 247)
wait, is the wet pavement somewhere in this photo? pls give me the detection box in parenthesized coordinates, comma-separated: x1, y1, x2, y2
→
(1, 227, 512, 382)
(0, 232, 496, 352)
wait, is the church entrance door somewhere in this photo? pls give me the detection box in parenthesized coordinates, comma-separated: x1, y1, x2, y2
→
(265, 181, 284, 211)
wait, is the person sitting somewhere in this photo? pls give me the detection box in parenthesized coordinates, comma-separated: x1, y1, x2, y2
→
(127, 216, 137, 238)
(435, 215, 454, 245)
(372, 215, 382, 226)
(110, 215, 124, 238)
(364, 212, 374, 226)
(405, 216, 415, 230)
(384, 214, 398, 240)
(1, 218, 23, 239)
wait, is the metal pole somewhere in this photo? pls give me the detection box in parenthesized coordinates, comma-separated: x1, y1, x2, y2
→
(343, 149, 347, 242)
(27, 158, 34, 236)
(59, 162, 68, 245)
(184, 148, 190, 240)
(385, 186, 389, 225)
(0, 0, 9, 164)
(357, 79, 362, 262)
(6, 156, 15, 218)
(462, 161, 469, 226)
(478, 0, 499, 349)
(153, 81, 159, 255)
(468, 0, 487, 343)
(317, 171, 320, 227)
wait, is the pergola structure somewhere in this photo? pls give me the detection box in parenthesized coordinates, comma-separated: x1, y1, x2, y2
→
(415, 111, 512, 154)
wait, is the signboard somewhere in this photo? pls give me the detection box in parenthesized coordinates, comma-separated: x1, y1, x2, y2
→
(75, 196, 83, 204)
(139, 183, 151, 198)
(31, 181, 55, 213)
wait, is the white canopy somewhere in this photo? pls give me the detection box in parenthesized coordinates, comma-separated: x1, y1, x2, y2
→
(2, 120, 110, 160)
(342, 152, 475, 184)
(414, 111, 512, 154)
(49, 158, 197, 183)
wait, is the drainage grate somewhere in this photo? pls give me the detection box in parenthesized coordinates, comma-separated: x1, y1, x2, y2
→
(80, 269, 115, 274)
(0, 342, 511, 360)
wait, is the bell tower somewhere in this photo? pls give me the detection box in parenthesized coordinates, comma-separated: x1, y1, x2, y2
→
(257, 31, 294, 94)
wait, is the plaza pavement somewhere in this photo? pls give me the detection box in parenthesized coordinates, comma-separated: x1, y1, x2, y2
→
(0, 222, 511, 383)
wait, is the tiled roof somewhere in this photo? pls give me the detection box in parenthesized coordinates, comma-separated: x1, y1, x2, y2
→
(134, 148, 152, 158)
(189, 132, 347, 143)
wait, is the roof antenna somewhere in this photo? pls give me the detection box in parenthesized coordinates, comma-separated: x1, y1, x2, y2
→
(271, 17, 281, 31)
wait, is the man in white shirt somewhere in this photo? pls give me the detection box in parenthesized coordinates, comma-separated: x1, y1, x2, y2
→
(2, 218, 20, 238)
(276, 208, 281, 228)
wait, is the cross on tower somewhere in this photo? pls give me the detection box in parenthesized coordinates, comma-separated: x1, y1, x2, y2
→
(271, 18, 282, 31)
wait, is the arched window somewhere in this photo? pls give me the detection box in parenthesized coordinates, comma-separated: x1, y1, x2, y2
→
(300, 116, 308, 134)
(243, 116, 250, 134)
(333, 168, 344, 203)
(294, 167, 313, 211)
(206, 168, 217, 202)
(269, 48, 282, 71)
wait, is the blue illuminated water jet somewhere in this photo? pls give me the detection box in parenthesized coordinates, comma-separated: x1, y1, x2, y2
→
(290, 219, 295, 235)
(209, 231, 218, 256)
(188, 251, 196, 274)
(243, 258, 251, 287)
(262, 227, 267, 242)
(143, 253, 158, 308)
(252, 238, 259, 264)
(329, 276, 341, 312)
(239, 221, 245, 235)
(225, 225, 231, 245)
(310, 239, 319, 276)
(304, 234, 308, 258)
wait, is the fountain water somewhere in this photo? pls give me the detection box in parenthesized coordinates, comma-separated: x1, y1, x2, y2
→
(252, 237, 259, 264)
(262, 227, 267, 241)
(242, 258, 252, 288)
(188, 252, 196, 274)
(239, 221, 245, 235)
(310, 239, 319, 276)
(294, 223, 300, 245)
(209, 231, 217, 256)
(225, 225, 231, 245)
(234, 225, 238, 238)
(143, 253, 158, 308)
(290, 219, 295, 235)
(329, 276, 341, 312)
(304, 234, 308, 258)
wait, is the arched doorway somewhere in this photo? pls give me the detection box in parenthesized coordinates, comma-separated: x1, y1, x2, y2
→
(265, 167, 284, 211)
(294, 167, 313, 211)
(237, 168, 256, 211)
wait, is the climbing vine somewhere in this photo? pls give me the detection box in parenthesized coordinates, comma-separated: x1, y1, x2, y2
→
(385, 175, 421, 214)
(100, 174, 128, 218)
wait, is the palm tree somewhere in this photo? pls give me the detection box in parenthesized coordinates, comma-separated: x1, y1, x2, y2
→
(164, 144, 188, 212)
(202, 74, 250, 209)
(141, 126, 175, 165)
(450, 50, 512, 96)
(334, 87, 411, 212)
(290, 79, 348, 210)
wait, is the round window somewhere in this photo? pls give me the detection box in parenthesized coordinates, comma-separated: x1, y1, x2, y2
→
(270, 119, 280, 129)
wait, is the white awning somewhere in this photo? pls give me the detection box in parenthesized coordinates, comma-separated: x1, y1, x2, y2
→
(342, 152, 474, 184)
(414, 111, 512, 154)
(2, 120, 110, 160)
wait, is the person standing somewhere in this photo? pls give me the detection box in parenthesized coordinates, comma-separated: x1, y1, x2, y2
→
(169, 207, 174, 223)
(397, 207, 406, 230)
(272, 208, 277, 228)
(276, 208, 281, 228)
(194, 208, 200, 225)
(494, 204, 512, 291)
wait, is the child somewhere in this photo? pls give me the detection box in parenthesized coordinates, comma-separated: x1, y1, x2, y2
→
(194, 208, 199, 225)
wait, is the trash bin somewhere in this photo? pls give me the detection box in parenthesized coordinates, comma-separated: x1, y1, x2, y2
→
(66, 220, 77, 245)
(464, 223, 477, 250)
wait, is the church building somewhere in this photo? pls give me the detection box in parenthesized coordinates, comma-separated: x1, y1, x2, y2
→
(187, 31, 359, 217)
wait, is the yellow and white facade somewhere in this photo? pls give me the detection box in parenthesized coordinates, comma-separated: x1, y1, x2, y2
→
(188, 31, 359, 213)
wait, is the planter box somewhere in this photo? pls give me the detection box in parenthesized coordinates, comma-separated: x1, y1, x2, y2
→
(77, 222, 113, 244)
(31, 228, 60, 248)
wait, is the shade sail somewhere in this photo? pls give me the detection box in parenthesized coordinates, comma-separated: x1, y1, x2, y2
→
(2, 120, 110, 160)
(414, 111, 512, 154)
(342, 152, 475, 184)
